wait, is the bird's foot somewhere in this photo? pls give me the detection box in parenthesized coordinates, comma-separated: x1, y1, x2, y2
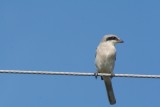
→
(94, 72, 98, 79)
(111, 73, 115, 78)
(101, 76, 103, 80)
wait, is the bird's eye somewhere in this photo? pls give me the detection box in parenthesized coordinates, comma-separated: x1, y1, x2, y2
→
(112, 37, 116, 40)
(106, 36, 118, 41)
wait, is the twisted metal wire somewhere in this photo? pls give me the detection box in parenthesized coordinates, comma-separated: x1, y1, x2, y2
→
(0, 70, 160, 79)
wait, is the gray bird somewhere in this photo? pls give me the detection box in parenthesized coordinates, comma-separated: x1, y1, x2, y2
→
(95, 34, 123, 105)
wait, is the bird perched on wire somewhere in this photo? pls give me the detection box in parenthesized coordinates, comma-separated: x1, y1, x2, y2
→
(95, 34, 124, 105)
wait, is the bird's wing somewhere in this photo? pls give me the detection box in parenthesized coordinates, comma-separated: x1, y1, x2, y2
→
(115, 52, 116, 60)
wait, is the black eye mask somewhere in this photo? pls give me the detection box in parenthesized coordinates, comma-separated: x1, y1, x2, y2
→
(106, 36, 118, 41)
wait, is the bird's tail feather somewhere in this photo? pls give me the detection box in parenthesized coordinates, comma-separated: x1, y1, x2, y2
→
(103, 76, 116, 105)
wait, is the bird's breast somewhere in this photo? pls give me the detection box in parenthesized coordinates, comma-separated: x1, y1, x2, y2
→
(95, 43, 116, 73)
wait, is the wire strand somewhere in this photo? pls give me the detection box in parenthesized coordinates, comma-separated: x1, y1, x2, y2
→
(0, 70, 160, 79)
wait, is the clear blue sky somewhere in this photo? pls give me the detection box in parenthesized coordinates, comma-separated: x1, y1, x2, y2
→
(0, 0, 160, 107)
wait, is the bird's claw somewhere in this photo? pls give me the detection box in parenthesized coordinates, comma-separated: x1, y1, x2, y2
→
(94, 72, 98, 79)
(111, 73, 115, 78)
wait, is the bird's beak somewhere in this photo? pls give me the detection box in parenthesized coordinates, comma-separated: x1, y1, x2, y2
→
(118, 39, 124, 43)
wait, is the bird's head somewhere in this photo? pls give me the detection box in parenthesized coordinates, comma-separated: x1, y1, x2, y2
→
(102, 34, 124, 45)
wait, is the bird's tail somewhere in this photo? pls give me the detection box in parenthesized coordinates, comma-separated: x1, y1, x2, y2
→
(103, 76, 116, 105)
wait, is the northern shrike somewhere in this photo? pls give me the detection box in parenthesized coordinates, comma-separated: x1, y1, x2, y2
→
(95, 34, 123, 105)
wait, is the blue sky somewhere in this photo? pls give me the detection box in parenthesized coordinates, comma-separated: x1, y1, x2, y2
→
(0, 0, 160, 107)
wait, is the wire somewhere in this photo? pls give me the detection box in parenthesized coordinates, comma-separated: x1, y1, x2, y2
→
(0, 70, 160, 79)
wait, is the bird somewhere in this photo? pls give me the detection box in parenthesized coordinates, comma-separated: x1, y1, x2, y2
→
(95, 34, 123, 105)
